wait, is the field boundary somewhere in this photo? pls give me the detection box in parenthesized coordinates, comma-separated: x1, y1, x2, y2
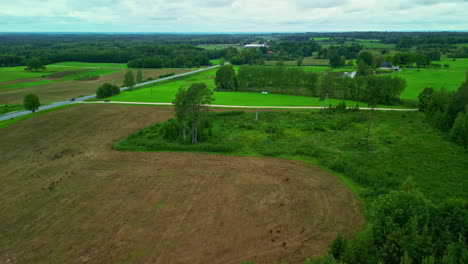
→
(82, 101, 418, 111)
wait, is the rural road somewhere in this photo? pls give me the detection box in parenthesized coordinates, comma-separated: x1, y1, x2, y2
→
(83, 101, 418, 111)
(0, 64, 223, 122)
(0, 63, 418, 122)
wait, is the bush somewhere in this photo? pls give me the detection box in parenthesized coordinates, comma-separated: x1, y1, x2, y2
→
(96, 82, 120, 99)
(159, 72, 175, 79)
(295, 145, 322, 158)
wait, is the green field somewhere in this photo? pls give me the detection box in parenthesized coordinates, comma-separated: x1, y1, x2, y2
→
(116, 110, 468, 202)
(265, 57, 330, 66)
(393, 58, 468, 99)
(108, 68, 403, 108)
(58, 69, 119, 81)
(0, 80, 55, 90)
(0, 66, 75, 82)
(48, 62, 128, 69)
(210, 59, 222, 65)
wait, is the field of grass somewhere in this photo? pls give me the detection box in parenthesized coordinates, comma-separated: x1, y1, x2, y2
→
(265, 57, 329, 66)
(210, 59, 222, 65)
(108, 68, 403, 108)
(0, 104, 23, 115)
(117, 110, 468, 202)
(393, 58, 468, 99)
(0, 66, 76, 82)
(0, 80, 55, 91)
(48, 61, 128, 69)
(58, 69, 119, 81)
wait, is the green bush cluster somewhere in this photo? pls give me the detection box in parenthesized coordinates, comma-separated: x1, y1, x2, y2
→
(96, 82, 120, 99)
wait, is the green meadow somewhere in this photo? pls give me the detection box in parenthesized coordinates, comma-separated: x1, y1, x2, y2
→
(0, 66, 74, 82)
(392, 58, 468, 99)
(0, 80, 55, 91)
(58, 69, 119, 81)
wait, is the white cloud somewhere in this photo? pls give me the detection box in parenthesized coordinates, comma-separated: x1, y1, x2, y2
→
(0, 0, 466, 32)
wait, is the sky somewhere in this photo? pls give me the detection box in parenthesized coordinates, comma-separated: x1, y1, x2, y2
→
(0, 0, 467, 32)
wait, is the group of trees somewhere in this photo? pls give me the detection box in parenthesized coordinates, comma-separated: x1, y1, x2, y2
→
(325, 189, 467, 264)
(419, 73, 468, 148)
(172, 83, 214, 143)
(215, 65, 237, 91)
(0, 34, 226, 68)
(234, 65, 319, 96)
(218, 65, 406, 105)
(96, 83, 120, 99)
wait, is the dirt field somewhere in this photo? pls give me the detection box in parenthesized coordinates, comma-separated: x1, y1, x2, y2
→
(0, 69, 191, 104)
(0, 104, 364, 264)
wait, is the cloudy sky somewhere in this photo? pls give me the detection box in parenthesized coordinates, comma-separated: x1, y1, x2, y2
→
(0, 0, 467, 32)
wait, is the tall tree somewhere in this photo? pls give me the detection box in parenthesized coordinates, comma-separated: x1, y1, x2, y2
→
(123, 70, 135, 90)
(23, 94, 41, 113)
(173, 83, 214, 144)
(357, 60, 371, 77)
(364, 76, 383, 145)
(26, 58, 45, 71)
(418, 87, 435, 112)
(357, 51, 374, 67)
(215, 65, 237, 91)
(136, 69, 143, 83)
(297, 56, 304, 66)
(172, 87, 190, 140)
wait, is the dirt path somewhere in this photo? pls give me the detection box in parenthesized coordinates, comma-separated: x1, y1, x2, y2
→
(0, 104, 364, 264)
(84, 101, 418, 111)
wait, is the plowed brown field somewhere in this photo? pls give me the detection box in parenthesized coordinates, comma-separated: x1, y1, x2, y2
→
(0, 104, 363, 264)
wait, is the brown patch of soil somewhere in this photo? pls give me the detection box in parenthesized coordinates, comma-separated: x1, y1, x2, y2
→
(47, 69, 89, 79)
(0, 104, 364, 264)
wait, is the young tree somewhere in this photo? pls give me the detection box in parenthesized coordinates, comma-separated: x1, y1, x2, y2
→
(363, 76, 383, 145)
(418, 87, 435, 112)
(215, 65, 237, 91)
(136, 69, 143, 83)
(276, 60, 284, 66)
(356, 60, 371, 76)
(26, 58, 45, 71)
(449, 112, 467, 148)
(173, 83, 214, 144)
(173, 87, 190, 140)
(23, 94, 41, 113)
(297, 56, 304, 66)
(123, 70, 135, 90)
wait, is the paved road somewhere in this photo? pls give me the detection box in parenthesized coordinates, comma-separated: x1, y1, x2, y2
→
(0, 65, 223, 122)
(83, 101, 418, 111)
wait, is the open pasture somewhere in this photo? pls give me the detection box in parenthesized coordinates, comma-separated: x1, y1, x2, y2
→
(0, 104, 363, 264)
(392, 58, 468, 99)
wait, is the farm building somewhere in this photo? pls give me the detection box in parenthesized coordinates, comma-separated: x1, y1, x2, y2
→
(244, 43, 268, 48)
